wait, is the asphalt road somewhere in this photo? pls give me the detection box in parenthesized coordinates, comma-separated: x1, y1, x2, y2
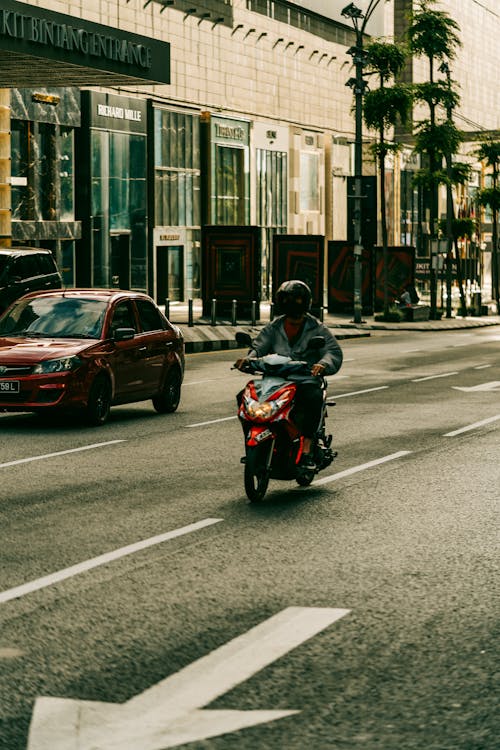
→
(1, 326, 499, 750)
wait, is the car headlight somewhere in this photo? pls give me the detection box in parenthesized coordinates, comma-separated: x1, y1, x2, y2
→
(32, 355, 82, 374)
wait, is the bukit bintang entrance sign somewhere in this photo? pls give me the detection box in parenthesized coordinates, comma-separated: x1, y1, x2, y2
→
(0, 0, 170, 86)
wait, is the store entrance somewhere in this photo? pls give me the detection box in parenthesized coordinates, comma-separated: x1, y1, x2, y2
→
(110, 233, 131, 289)
(156, 245, 184, 302)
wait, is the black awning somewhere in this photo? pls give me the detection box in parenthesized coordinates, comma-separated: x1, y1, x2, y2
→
(0, 1, 170, 86)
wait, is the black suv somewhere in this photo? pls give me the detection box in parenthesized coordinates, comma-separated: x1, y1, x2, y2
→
(0, 248, 62, 314)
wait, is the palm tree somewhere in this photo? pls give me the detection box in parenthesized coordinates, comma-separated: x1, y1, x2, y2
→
(476, 141, 500, 312)
(363, 41, 411, 315)
(408, 1, 461, 319)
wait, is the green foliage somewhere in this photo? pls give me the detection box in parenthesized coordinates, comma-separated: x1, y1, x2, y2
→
(451, 162, 472, 185)
(365, 41, 407, 81)
(413, 119, 462, 158)
(363, 86, 412, 131)
(477, 187, 500, 211)
(475, 140, 500, 169)
(369, 142, 402, 160)
(412, 168, 447, 189)
(408, 2, 461, 62)
(438, 216, 476, 239)
(412, 80, 460, 111)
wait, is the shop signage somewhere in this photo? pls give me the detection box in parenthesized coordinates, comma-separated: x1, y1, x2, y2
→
(0, 0, 170, 85)
(154, 227, 186, 246)
(87, 92, 147, 134)
(97, 104, 142, 123)
(212, 117, 249, 146)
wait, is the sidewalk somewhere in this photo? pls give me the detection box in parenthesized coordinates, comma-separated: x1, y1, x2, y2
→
(165, 302, 500, 353)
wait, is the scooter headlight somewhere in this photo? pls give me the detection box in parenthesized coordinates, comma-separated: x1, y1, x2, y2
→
(244, 393, 290, 420)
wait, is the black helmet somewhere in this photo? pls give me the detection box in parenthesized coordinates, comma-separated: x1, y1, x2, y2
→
(275, 280, 312, 317)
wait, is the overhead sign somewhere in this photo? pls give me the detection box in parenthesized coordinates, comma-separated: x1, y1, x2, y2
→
(0, 0, 170, 86)
(28, 607, 350, 749)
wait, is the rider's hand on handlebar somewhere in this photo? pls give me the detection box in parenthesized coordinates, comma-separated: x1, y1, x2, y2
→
(311, 363, 326, 377)
(234, 357, 249, 371)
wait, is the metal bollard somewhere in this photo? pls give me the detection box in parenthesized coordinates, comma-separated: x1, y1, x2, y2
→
(251, 300, 257, 327)
(319, 306, 324, 322)
(188, 298, 194, 327)
(211, 298, 217, 326)
(164, 298, 170, 320)
(231, 299, 237, 326)
(269, 302, 274, 321)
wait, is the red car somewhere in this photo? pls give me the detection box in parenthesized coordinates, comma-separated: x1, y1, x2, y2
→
(0, 289, 185, 425)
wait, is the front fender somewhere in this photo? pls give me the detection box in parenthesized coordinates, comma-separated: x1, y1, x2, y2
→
(246, 425, 274, 447)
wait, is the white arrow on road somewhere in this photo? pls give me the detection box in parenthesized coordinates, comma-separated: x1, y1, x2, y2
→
(28, 606, 350, 750)
(453, 381, 500, 392)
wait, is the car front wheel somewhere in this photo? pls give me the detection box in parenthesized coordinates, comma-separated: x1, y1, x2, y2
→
(86, 374, 112, 426)
(153, 366, 182, 413)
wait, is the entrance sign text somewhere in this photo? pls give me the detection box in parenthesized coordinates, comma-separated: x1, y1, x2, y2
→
(0, 10, 152, 69)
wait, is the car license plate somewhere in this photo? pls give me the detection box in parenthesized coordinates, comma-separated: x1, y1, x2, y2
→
(0, 380, 20, 393)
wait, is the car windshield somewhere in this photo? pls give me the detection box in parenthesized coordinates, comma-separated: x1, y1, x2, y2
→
(0, 296, 108, 339)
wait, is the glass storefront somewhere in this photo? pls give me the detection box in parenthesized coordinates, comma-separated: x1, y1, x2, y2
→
(204, 115, 250, 226)
(300, 151, 320, 212)
(153, 107, 201, 299)
(83, 92, 147, 292)
(10, 87, 80, 285)
(256, 147, 288, 298)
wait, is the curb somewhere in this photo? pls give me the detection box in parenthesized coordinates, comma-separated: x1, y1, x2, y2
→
(180, 325, 371, 354)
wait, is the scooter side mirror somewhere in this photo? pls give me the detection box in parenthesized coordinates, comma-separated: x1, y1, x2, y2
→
(309, 335, 325, 349)
(235, 331, 253, 348)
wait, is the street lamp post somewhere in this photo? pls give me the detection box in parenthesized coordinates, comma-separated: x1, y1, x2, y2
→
(342, 1, 382, 324)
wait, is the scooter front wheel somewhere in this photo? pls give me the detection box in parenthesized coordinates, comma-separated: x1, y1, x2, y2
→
(244, 443, 272, 502)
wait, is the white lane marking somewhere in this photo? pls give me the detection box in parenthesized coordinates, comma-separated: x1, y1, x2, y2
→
(0, 440, 125, 469)
(411, 371, 459, 382)
(474, 364, 492, 370)
(313, 451, 411, 486)
(334, 385, 389, 398)
(184, 377, 229, 386)
(186, 416, 237, 428)
(444, 414, 500, 437)
(343, 358, 355, 362)
(28, 607, 350, 750)
(0, 518, 222, 605)
(403, 348, 422, 353)
(453, 381, 500, 392)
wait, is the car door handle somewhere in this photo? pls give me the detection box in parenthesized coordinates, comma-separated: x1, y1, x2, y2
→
(138, 346, 147, 352)
(165, 342, 173, 347)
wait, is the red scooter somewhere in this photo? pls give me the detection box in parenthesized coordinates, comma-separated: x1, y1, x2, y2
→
(234, 332, 337, 502)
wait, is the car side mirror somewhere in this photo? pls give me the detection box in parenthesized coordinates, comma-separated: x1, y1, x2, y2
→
(113, 327, 135, 342)
(235, 331, 253, 348)
(309, 335, 325, 349)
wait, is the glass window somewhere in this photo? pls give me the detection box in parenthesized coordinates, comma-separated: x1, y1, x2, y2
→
(109, 301, 136, 335)
(60, 127, 74, 220)
(109, 132, 130, 231)
(136, 299, 165, 332)
(154, 109, 200, 228)
(14, 255, 39, 279)
(11, 120, 30, 220)
(214, 145, 246, 224)
(300, 152, 320, 212)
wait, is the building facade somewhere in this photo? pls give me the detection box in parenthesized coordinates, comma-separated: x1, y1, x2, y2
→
(1, 0, 499, 304)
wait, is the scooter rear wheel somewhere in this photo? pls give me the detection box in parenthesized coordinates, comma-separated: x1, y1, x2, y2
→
(244, 444, 271, 502)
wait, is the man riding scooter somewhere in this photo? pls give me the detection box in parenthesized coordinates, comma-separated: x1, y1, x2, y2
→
(234, 280, 343, 476)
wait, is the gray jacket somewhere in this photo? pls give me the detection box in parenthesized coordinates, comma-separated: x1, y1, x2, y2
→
(249, 314, 343, 376)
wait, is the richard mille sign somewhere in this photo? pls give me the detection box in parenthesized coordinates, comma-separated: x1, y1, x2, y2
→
(97, 104, 142, 122)
(0, 0, 170, 85)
